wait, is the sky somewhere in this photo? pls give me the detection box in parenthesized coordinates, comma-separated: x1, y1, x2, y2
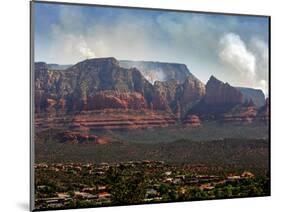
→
(34, 2, 269, 95)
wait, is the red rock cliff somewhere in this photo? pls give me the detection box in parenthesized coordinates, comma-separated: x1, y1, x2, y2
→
(205, 76, 243, 106)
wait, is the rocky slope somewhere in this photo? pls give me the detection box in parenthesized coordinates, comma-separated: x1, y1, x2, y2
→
(152, 80, 179, 111)
(256, 98, 269, 122)
(90, 91, 148, 110)
(187, 76, 244, 119)
(176, 75, 206, 116)
(35, 110, 178, 132)
(149, 75, 206, 115)
(35, 57, 206, 116)
(35, 57, 269, 131)
(35, 58, 154, 113)
(222, 101, 258, 124)
(222, 97, 269, 124)
(47, 63, 72, 70)
(119, 60, 191, 83)
(187, 76, 268, 124)
(183, 115, 201, 127)
(205, 76, 243, 106)
(236, 87, 265, 108)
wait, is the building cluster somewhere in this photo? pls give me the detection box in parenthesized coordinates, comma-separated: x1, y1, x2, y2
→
(35, 161, 255, 209)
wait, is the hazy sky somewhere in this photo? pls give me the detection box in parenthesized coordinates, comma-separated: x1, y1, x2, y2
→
(34, 2, 269, 95)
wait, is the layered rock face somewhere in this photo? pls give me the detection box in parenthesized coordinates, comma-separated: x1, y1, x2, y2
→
(222, 98, 270, 124)
(152, 80, 179, 111)
(35, 58, 154, 113)
(119, 60, 191, 83)
(187, 76, 245, 120)
(185, 78, 266, 125)
(72, 111, 177, 130)
(150, 75, 206, 115)
(90, 91, 148, 110)
(256, 98, 269, 122)
(34, 57, 268, 132)
(223, 103, 258, 124)
(34, 58, 185, 133)
(34, 62, 66, 113)
(205, 76, 243, 106)
(183, 115, 201, 127)
(35, 110, 178, 131)
(35, 57, 206, 115)
(176, 75, 206, 115)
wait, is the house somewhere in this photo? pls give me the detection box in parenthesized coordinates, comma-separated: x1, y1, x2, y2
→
(163, 177, 173, 183)
(199, 184, 215, 190)
(146, 188, 158, 198)
(98, 192, 111, 199)
(74, 191, 98, 200)
(82, 187, 96, 193)
(164, 171, 172, 176)
(241, 171, 255, 178)
(173, 178, 181, 184)
(98, 185, 107, 191)
(57, 193, 70, 198)
(227, 175, 241, 180)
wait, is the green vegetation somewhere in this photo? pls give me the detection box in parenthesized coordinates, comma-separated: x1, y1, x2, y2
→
(35, 132, 269, 175)
(106, 165, 146, 204)
(34, 161, 270, 210)
(34, 122, 269, 210)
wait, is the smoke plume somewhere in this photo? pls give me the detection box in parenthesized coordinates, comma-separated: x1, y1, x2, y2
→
(219, 33, 268, 95)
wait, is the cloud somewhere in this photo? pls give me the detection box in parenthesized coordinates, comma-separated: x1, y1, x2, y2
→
(218, 33, 268, 95)
(35, 4, 269, 94)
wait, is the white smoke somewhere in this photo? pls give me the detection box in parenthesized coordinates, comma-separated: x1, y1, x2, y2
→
(141, 69, 166, 84)
(77, 39, 96, 59)
(219, 33, 256, 78)
(249, 37, 269, 95)
(48, 24, 97, 62)
(219, 33, 268, 96)
(258, 80, 268, 96)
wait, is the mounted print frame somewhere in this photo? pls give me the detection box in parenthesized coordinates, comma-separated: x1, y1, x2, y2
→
(30, 1, 270, 211)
